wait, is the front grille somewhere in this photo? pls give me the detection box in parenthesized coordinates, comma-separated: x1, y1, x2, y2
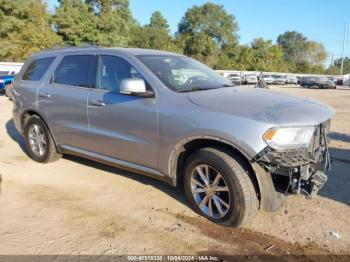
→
(270, 148, 309, 166)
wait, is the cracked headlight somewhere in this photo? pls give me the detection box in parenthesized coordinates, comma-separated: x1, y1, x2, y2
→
(263, 126, 316, 149)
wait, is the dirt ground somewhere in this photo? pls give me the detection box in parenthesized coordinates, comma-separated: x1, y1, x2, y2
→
(0, 86, 349, 256)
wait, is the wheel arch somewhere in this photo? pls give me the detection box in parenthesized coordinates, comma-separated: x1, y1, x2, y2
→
(21, 110, 61, 153)
(168, 136, 261, 202)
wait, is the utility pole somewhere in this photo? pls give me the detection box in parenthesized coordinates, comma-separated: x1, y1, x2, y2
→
(340, 23, 347, 75)
(330, 54, 334, 67)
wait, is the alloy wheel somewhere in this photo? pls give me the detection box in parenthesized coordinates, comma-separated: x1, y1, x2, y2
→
(190, 164, 231, 219)
(27, 124, 47, 157)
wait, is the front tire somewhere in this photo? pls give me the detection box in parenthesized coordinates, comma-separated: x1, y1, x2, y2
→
(183, 148, 258, 227)
(24, 115, 61, 163)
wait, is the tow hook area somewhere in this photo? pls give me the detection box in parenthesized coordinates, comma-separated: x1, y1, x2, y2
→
(310, 171, 328, 197)
(285, 164, 329, 197)
(300, 171, 328, 198)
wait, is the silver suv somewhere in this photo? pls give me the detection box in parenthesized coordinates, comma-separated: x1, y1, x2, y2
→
(12, 47, 334, 226)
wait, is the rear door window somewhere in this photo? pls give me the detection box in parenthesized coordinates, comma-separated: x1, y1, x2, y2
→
(22, 57, 55, 81)
(52, 55, 91, 87)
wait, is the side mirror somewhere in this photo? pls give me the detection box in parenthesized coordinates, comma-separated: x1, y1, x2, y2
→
(120, 78, 154, 98)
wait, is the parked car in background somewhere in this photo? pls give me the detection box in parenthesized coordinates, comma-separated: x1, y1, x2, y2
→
(296, 76, 302, 85)
(316, 78, 336, 89)
(328, 76, 343, 85)
(242, 74, 258, 85)
(0, 74, 16, 95)
(286, 75, 298, 85)
(262, 75, 274, 84)
(299, 76, 313, 87)
(227, 73, 241, 85)
(328, 76, 337, 84)
(272, 75, 287, 85)
(12, 47, 335, 227)
(302, 77, 336, 89)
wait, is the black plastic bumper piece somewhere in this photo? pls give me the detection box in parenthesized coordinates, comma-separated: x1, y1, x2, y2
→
(251, 162, 286, 212)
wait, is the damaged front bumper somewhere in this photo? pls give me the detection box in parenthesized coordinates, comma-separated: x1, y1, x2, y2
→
(254, 120, 331, 198)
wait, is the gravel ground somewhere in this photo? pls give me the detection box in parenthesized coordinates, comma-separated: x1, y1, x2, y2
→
(0, 86, 349, 256)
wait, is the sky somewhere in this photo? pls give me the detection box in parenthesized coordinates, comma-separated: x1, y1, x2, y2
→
(46, 0, 350, 66)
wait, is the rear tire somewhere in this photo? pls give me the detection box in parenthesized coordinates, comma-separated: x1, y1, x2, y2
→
(183, 147, 259, 227)
(24, 115, 61, 163)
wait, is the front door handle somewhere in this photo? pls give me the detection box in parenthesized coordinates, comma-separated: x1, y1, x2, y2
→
(90, 100, 106, 106)
(39, 92, 51, 98)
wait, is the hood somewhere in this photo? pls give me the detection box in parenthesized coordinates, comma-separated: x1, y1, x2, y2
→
(187, 87, 335, 126)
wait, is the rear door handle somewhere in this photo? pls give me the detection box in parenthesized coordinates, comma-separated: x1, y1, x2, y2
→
(39, 92, 51, 98)
(89, 100, 106, 107)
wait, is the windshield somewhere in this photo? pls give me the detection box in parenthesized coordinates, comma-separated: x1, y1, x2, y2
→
(137, 55, 232, 92)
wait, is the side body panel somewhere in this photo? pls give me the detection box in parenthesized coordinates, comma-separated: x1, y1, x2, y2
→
(86, 52, 159, 168)
(87, 90, 159, 168)
(36, 53, 91, 150)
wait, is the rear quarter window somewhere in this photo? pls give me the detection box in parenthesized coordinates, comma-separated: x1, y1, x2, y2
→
(22, 57, 55, 81)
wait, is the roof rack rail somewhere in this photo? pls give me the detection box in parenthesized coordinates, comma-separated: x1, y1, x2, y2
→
(42, 42, 131, 52)
(44, 42, 100, 51)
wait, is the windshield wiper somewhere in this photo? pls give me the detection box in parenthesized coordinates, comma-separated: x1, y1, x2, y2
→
(178, 86, 218, 93)
(178, 84, 234, 93)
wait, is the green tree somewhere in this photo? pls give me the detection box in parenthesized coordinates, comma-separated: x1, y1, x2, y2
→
(149, 11, 169, 30)
(327, 57, 350, 75)
(277, 31, 307, 68)
(147, 11, 172, 50)
(0, 0, 61, 61)
(53, 0, 97, 45)
(235, 45, 254, 70)
(217, 39, 288, 72)
(177, 2, 238, 67)
(277, 31, 327, 73)
(184, 32, 219, 67)
(130, 11, 181, 53)
(248, 38, 288, 72)
(54, 0, 133, 46)
(305, 41, 327, 67)
(90, 0, 133, 46)
(216, 43, 241, 70)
